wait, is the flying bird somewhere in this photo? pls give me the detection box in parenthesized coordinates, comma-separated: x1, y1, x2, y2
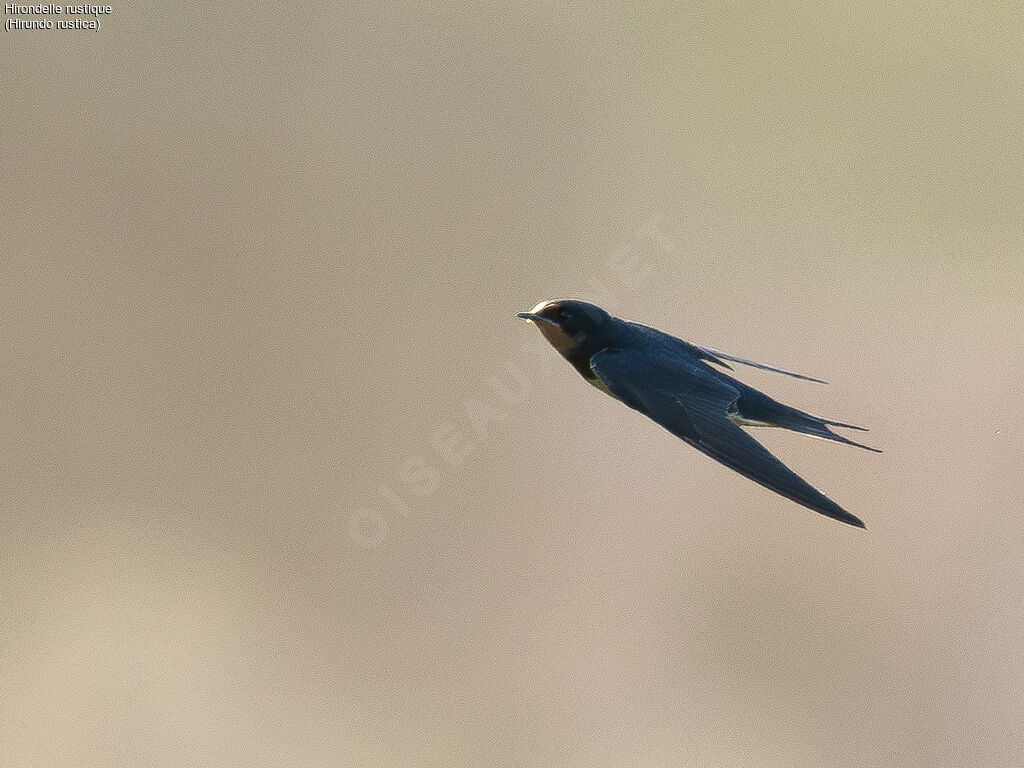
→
(516, 299, 879, 528)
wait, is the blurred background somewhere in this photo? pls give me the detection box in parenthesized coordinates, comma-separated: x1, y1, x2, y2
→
(3, 2, 1022, 766)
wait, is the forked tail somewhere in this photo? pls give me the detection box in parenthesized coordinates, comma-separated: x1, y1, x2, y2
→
(731, 389, 882, 453)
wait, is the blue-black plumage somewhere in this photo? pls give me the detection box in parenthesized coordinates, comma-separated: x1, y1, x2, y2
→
(516, 299, 879, 528)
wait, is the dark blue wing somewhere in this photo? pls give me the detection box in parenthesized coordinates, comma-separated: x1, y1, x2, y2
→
(589, 349, 866, 528)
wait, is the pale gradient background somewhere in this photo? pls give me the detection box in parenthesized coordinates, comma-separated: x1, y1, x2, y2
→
(3, 3, 1023, 767)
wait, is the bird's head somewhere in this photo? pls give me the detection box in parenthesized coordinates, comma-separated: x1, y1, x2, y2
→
(515, 299, 613, 357)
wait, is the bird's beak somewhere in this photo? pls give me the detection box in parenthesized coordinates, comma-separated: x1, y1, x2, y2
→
(516, 311, 558, 326)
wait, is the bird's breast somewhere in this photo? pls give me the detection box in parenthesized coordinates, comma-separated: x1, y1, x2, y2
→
(586, 375, 617, 398)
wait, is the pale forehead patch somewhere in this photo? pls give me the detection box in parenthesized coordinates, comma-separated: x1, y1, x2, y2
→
(530, 300, 554, 314)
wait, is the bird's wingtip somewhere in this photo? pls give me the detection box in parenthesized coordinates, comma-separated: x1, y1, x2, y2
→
(832, 509, 868, 529)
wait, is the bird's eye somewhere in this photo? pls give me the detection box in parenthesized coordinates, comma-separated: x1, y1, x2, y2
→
(558, 308, 572, 321)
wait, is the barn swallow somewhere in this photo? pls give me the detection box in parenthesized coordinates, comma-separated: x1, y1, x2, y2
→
(516, 299, 879, 528)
